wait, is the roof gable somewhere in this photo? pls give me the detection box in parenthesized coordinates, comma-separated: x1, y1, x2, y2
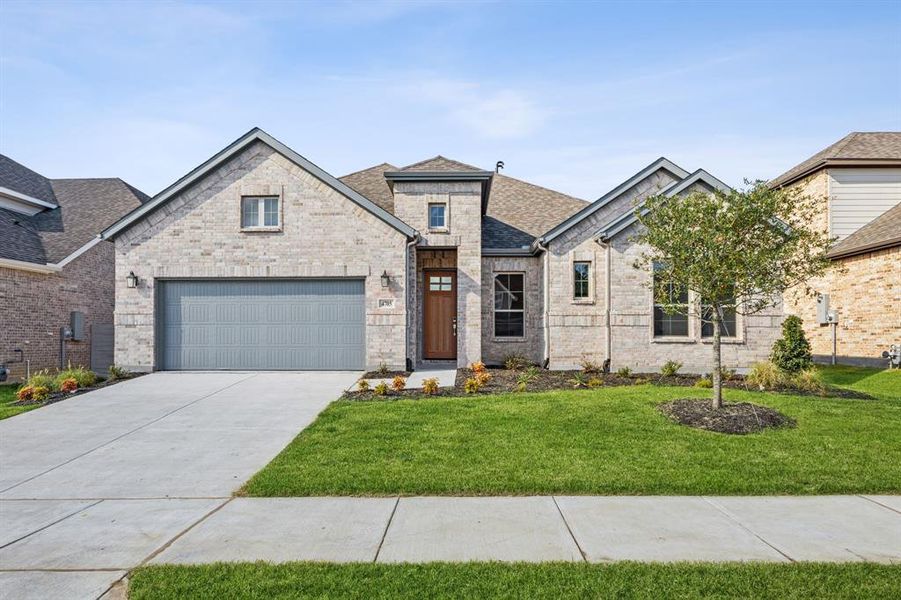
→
(536, 157, 690, 246)
(102, 128, 416, 240)
(595, 169, 732, 241)
(400, 155, 484, 172)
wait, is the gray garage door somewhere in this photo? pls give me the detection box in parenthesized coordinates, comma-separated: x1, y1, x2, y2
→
(158, 279, 365, 370)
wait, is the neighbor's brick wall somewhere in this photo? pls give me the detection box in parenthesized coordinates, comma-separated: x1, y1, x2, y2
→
(480, 256, 544, 365)
(784, 246, 900, 363)
(545, 169, 679, 369)
(114, 141, 409, 371)
(0, 241, 115, 381)
(394, 181, 482, 367)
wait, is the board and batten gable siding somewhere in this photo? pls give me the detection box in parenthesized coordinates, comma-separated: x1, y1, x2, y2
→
(114, 140, 409, 371)
(829, 168, 901, 240)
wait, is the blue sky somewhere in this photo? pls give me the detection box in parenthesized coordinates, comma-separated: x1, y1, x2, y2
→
(1, 0, 899, 199)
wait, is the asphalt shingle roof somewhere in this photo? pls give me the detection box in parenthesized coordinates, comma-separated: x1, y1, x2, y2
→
(770, 132, 901, 187)
(340, 158, 588, 249)
(827, 201, 901, 259)
(0, 155, 149, 265)
(0, 154, 56, 204)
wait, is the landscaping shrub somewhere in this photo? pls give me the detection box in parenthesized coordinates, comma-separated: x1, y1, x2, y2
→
(616, 366, 632, 378)
(391, 375, 406, 392)
(569, 373, 588, 388)
(59, 378, 78, 393)
(720, 367, 738, 382)
(771, 315, 813, 374)
(793, 368, 827, 395)
(54, 366, 96, 390)
(373, 382, 389, 396)
(516, 366, 540, 392)
(357, 379, 371, 392)
(422, 378, 439, 395)
(587, 377, 604, 388)
(31, 386, 50, 402)
(580, 356, 603, 374)
(108, 365, 130, 381)
(463, 377, 482, 394)
(469, 361, 486, 374)
(16, 385, 35, 402)
(376, 362, 390, 376)
(746, 361, 784, 390)
(475, 370, 491, 385)
(660, 360, 682, 377)
(695, 377, 713, 389)
(633, 377, 649, 385)
(26, 370, 55, 391)
(503, 353, 530, 371)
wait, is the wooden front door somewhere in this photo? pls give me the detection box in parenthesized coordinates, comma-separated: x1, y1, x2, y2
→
(423, 270, 457, 360)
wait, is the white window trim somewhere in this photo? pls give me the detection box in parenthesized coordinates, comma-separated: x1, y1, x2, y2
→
(649, 270, 695, 343)
(427, 202, 449, 232)
(493, 271, 526, 341)
(572, 259, 594, 304)
(240, 195, 282, 231)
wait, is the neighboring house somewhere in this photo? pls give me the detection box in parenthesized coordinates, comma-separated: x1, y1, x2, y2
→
(0, 155, 149, 380)
(771, 132, 901, 366)
(103, 128, 781, 374)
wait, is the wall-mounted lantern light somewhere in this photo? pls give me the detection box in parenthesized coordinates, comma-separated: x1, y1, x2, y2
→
(126, 271, 139, 289)
(380, 270, 390, 288)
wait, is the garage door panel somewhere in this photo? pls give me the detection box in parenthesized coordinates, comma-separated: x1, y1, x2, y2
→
(158, 279, 365, 370)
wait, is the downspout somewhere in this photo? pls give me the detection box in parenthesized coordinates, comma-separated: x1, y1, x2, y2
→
(596, 237, 613, 368)
(535, 239, 551, 368)
(405, 232, 421, 372)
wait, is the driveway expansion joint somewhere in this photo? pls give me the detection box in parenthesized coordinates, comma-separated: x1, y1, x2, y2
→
(0, 499, 104, 550)
(552, 496, 588, 562)
(859, 494, 901, 515)
(373, 497, 400, 563)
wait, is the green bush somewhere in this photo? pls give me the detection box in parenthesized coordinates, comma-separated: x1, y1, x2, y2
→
(357, 379, 371, 392)
(792, 368, 827, 395)
(695, 377, 713, 388)
(579, 357, 603, 374)
(568, 373, 589, 389)
(503, 354, 530, 371)
(616, 367, 632, 378)
(108, 365, 130, 381)
(660, 360, 682, 377)
(746, 361, 784, 390)
(54, 367, 97, 390)
(464, 378, 482, 394)
(587, 377, 605, 388)
(515, 366, 540, 392)
(373, 382, 389, 396)
(31, 385, 50, 402)
(27, 370, 56, 391)
(771, 315, 813, 374)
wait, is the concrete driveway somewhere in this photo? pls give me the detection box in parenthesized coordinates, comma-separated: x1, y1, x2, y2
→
(0, 371, 357, 599)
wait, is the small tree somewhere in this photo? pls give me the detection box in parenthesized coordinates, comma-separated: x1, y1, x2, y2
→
(771, 315, 813, 374)
(633, 181, 833, 408)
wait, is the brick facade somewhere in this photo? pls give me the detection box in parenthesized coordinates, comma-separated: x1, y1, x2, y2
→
(783, 169, 900, 365)
(480, 255, 544, 365)
(0, 241, 115, 381)
(114, 142, 409, 371)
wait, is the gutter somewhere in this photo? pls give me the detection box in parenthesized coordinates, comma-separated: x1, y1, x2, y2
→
(535, 239, 551, 368)
(0, 236, 104, 274)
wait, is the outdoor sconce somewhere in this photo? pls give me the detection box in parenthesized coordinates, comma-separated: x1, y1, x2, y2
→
(125, 271, 139, 289)
(380, 270, 391, 288)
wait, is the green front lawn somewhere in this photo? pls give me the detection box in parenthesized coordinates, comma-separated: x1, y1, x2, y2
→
(0, 384, 35, 420)
(129, 562, 901, 600)
(243, 366, 900, 496)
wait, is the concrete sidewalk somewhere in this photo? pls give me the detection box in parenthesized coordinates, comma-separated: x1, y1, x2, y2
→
(1, 495, 899, 599)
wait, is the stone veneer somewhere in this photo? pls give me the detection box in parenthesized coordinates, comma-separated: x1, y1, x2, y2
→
(0, 241, 115, 381)
(113, 141, 409, 371)
(393, 180, 482, 367)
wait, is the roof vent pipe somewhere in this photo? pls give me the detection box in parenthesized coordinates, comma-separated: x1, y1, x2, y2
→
(495, 161, 504, 173)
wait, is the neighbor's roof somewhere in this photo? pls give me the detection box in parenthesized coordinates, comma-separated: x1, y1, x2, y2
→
(770, 132, 901, 188)
(340, 158, 588, 249)
(827, 201, 901, 259)
(0, 155, 149, 266)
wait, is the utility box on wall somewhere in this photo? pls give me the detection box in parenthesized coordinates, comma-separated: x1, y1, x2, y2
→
(816, 294, 830, 325)
(70, 311, 85, 341)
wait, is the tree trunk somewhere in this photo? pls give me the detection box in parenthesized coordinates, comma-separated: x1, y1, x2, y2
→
(711, 306, 723, 410)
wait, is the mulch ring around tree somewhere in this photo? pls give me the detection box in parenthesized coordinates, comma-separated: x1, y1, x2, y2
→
(658, 399, 796, 435)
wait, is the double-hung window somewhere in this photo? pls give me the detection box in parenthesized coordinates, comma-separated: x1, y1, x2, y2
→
(701, 286, 738, 338)
(652, 262, 689, 337)
(573, 261, 591, 300)
(428, 203, 447, 230)
(494, 273, 524, 337)
(242, 196, 279, 228)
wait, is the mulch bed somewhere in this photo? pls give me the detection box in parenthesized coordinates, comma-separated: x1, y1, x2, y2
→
(11, 373, 145, 409)
(342, 366, 873, 402)
(361, 370, 411, 379)
(658, 399, 796, 434)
